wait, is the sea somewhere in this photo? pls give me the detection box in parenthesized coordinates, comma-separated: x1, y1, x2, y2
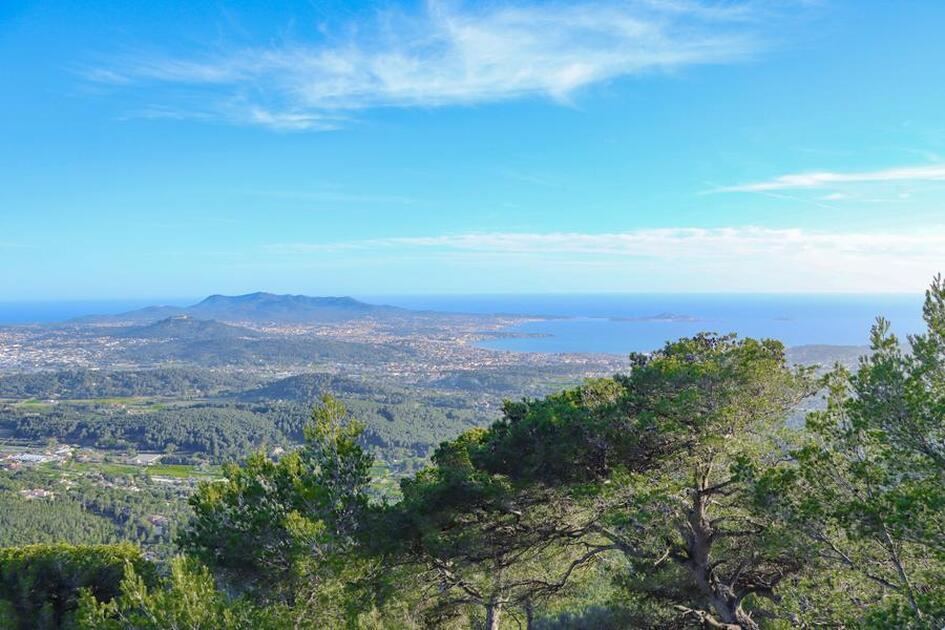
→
(0, 294, 928, 356)
(367, 294, 927, 354)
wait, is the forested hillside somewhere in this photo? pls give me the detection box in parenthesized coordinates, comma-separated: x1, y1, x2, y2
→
(0, 367, 257, 399)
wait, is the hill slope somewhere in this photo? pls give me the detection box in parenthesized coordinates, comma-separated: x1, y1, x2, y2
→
(113, 316, 262, 340)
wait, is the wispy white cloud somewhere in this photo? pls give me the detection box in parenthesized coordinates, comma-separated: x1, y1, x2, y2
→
(266, 227, 945, 291)
(243, 108, 341, 132)
(715, 164, 945, 193)
(87, 0, 769, 130)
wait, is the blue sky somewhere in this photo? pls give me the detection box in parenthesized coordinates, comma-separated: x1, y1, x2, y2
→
(2, 0, 944, 299)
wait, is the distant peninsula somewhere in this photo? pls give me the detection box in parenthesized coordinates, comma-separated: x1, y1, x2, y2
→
(609, 312, 702, 323)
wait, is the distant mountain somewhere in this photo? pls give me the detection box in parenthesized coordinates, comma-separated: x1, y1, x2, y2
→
(187, 292, 404, 323)
(73, 292, 407, 325)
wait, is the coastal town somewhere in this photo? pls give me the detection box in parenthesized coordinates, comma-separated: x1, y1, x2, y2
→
(0, 313, 625, 385)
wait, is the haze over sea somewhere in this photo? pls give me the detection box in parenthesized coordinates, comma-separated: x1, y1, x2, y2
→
(0, 294, 926, 356)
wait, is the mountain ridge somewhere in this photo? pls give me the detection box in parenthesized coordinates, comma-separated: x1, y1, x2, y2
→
(72, 292, 406, 325)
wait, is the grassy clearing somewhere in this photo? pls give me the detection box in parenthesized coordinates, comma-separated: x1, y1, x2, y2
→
(14, 399, 55, 411)
(149, 464, 221, 479)
(10, 397, 172, 412)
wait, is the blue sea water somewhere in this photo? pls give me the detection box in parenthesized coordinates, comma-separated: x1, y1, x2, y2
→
(368, 294, 927, 354)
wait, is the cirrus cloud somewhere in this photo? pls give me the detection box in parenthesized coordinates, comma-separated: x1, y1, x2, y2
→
(86, 1, 771, 130)
(714, 164, 945, 193)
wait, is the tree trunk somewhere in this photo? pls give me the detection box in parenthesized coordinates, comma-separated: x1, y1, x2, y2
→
(525, 598, 534, 629)
(486, 599, 503, 630)
(485, 557, 506, 630)
(682, 468, 760, 630)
